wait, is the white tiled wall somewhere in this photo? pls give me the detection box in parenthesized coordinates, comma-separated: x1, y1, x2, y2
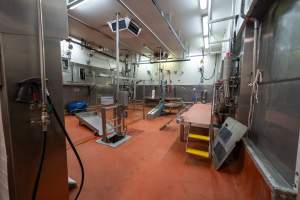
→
(135, 55, 220, 85)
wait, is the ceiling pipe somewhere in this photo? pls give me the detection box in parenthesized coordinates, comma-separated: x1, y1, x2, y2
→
(208, 0, 212, 54)
(151, 0, 186, 52)
(209, 15, 237, 24)
(208, 0, 237, 54)
(66, 38, 126, 62)
(69, 14, 115, 42)
(68, 14, 151, 59)
(116, 0, 176, 57)
(133, 58, 190, 65)
(188, 51, 226, 57)
(209, 39, 230, 45)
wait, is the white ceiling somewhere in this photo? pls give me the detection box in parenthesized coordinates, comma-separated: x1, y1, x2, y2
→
(156, 0, 206, 56)
(68, 0, 234, 58)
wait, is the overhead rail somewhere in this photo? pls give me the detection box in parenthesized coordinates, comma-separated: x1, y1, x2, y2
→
(66, 38, 126, 62)
(207, 0, 236, 54)
(151, 0, 186, 52)
(133, 58, 190, 65)
(116, 0, 176, 57)
(209, 39, 230, 45)
(68, 14, 150, 59)
(209, 15, 237, 24)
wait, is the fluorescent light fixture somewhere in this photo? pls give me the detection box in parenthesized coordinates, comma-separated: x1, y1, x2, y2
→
(202, 15, 208, 36)
(67, 0, 89, 10)
(200, 0, 207, 10)
(204, 36, 209, 49)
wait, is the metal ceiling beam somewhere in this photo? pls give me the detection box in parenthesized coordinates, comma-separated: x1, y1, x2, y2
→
(133, 58, 190, 65)
(116, 0, 176, 57)
(68, 14, 150, 58)
(209, 39, 230, 45)
(209, 15, 237, 24)
(66, 38, 126, 62)
(151, 0, 186, 52)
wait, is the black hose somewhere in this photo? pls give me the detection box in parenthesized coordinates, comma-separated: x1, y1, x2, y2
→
(32, 131, 47, 200)
(46, 95, 85, 200)
(201, 56, 218, 81)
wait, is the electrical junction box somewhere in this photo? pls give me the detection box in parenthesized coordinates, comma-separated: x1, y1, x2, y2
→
(212, 117, 247, 170)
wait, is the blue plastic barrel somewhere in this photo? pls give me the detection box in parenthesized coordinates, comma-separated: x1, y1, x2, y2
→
(66, 100, 87, 113)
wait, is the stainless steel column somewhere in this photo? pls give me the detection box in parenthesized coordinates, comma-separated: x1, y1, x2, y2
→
(116, 12, 120, 97)
(0, 0, 69, 199)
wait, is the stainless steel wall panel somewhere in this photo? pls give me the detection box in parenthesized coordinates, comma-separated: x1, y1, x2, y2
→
(257, 0, 300, 83)
(62, 63, 115, 106)
(63, 85, 115, 106)
(0, 0, 68, 39)
(237, 25, 254, 125)
(238, 0, 300, 187)
(135, 85, 213, 102)
(63, 85, 90, 105)
(252, 81, 300, 185)
(0, 34, 69, 200)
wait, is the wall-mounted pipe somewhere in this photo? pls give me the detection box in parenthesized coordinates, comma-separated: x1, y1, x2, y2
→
(66, 38, 126, 63)
(209, 15, 237, 24)
(223, 53, 232, 98)
(116, 0, 176, 57)
(37, 0, 47, 106)
(240, 0, 260, 82)
(116, 12, 120, 95)
(188, 51, 227, 57)
(133, 58, 190, 65)
(209, 39, 230, 45)
(151, 0, 186, 52)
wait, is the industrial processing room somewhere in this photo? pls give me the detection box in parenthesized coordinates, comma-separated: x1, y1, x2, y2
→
(0, 0, 300, 200)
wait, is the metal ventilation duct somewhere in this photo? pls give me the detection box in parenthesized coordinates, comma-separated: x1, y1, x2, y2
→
(107, 17, 142, 37)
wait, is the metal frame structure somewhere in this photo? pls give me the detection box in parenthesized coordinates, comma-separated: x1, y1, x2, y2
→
(151, 0, 186, 52)
(116, 0, 176, 57)
(96, 104, 131, 148)
(207, 0, 237, 54)
(100, 105, 124, 142)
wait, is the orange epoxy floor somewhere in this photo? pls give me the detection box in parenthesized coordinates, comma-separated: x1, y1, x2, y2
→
(66, 111, 251, 200)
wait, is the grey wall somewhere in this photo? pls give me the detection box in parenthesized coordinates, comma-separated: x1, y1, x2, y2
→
(62, 62, 114, 106)
(238, 0, 300, 186)
(61, 62, 214, 105)
(136, 85, 213, 102)
(63, 85, 114, 106)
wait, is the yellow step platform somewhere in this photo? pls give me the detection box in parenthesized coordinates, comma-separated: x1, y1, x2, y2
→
(188, 133, 209, 141)
(186, 148, 209, 158)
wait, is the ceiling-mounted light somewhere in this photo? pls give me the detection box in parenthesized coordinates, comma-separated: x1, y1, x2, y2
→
(107, 17, 130, 32)
(107, 17, 142, 37)
(199, 0, 207, 10)
(202, 15, 208, 36)
(204, 37, 209, 49)
(67, 0, 89, 10)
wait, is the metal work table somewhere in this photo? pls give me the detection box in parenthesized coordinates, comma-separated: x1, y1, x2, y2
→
(75, 111, 114, 136)
(177, 103, 212, 141)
